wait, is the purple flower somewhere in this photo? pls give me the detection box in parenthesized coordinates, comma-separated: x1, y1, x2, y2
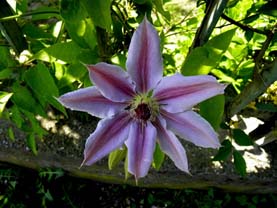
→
(58, 18, 225, 179)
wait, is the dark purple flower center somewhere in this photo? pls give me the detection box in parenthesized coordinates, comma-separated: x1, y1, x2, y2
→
(134, 103, 151, 121)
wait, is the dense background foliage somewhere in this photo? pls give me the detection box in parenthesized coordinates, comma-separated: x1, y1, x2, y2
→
(0, 0, 277, 202)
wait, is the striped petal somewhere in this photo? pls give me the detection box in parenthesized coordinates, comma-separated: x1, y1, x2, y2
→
(125, 121, 157, 179)
(126, 18, 163, 93)
(154, 116, 189, 173)
(153, 73, 226, 113)
(58, 86, 127, 118)
(162, 110, 221, 148)
(87, 63, 136, 102)
(82, 112, 131, 166)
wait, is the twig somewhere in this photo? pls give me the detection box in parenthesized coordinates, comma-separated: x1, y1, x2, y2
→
(221, 14, 269, 35)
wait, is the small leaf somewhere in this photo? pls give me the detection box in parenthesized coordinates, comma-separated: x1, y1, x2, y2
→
(233, 129, 253, 146)
(152, 144, 165, 170)
(26, 133, 38, 155)
(124, 155, 130, 180)
(8, 127, 15, 141)
(213, 140, 232, 161)
(233, 150, 246, 176)
(200, 95, 225, 130)
(108, 147, 126, 170)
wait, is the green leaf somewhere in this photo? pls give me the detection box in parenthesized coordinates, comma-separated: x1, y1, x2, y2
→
(10, 106, 24, 128)
(124, 155, 130, 180)
(200, 95, 225, 130)
(152, 144, 165, 170)
(108, 147, 126, 170)
(0, 91, 13, 116)
(0, 0, 28, 54)
(8, 127, 15, 141)
(232, 129, 253, 146)
(61, 0, 97, 49)
(24, 63, 66, 115)
(233, 150, 246, 176)
(34, 41, 82, 63)
(60, 0, 81, 22)
(0, 68, 12, 80)
(80, 0, 112, 31)
(153, 0, 170, 20)
(182, 29, 236, 76)
(213, 140, 232, 161)
(11, 84, 45, 116)
(26, 133, 38, 155)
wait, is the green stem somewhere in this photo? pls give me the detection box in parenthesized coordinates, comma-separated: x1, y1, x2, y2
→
(0, 11, 60, 22)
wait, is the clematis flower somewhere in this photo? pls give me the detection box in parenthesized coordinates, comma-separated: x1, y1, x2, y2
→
(58, 18, 225, 179)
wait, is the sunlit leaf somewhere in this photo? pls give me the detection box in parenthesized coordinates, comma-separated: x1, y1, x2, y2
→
(182, 29, 236, 75)
(81, 0, 112, 31)
(152, 144, 165, 170)
(108, 147, 126, 170)
(0, 91, 13, 116)
(34, 41, 82, 63)
(200, 95, 225, 130)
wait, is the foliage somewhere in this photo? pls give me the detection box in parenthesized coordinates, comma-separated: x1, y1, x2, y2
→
(0, 0, 276, 177)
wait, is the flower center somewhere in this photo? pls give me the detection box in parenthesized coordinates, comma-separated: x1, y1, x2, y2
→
(129, 92, 159, 122)
(134, 103, 151, 121)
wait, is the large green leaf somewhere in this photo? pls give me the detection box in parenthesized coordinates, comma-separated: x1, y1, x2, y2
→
(24, 63, 66, 115)
(34, 41, 82, 63)
(80, 0, 112, 31)
(200, 95, 225, 130)
(182, 29, 236, 76)
(11, 84, 45, 116)
(61, 0, 97, 49)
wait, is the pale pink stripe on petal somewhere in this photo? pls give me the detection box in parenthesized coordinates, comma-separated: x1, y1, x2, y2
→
(125, 121, 157, 179)
(153, 73, 226, 113)
(162, 110, 221, 148)
(82, 112, 131, 166)
(87, 63, 136, 102)
(58, 86, 127, 118)
(153, 116, 189, 173)
(126, 18, 163, 93)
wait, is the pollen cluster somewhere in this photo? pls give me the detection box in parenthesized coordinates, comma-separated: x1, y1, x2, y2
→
(129, 92, 159, 122)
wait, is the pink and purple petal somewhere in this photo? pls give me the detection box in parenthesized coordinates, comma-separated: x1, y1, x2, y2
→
(87, 63, 136, 102)
(153, 73, 226, 113)
(126, 18, 163, 93)
(58, 86, 127, 118)
(82, 112, 131, 166)
(153, 116, 189, 173)
(162, 110, 221, 148)
(125, 121, 157, 179)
